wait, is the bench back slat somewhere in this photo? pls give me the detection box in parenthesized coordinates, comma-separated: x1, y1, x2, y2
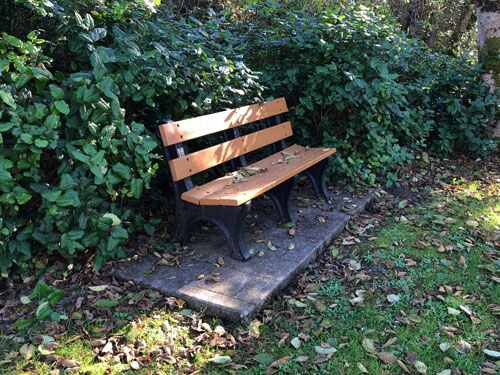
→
(158, 97, 288, 146)
(169, 121, 293, 181)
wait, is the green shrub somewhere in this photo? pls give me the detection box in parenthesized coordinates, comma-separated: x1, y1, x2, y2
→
(238, 5, 498, 185)
(0, 0, 262, 277)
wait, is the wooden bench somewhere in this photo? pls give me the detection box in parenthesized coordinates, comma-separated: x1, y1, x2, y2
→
(155, 98, 336, 261)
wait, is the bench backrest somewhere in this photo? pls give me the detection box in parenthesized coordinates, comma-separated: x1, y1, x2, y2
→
(157, 98, 291, 182)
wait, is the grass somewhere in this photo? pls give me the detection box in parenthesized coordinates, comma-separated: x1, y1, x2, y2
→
(1, 163, 499, 374)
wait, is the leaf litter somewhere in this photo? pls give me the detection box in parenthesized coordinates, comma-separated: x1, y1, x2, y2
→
(1, 155, 500, 374)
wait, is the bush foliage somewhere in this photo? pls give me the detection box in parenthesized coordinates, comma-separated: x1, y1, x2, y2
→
(239, 5, 498, 185)
(0, 0, 497, 277)
(0, 0, 262, 276)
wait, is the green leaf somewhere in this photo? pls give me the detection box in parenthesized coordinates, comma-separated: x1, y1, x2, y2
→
(54, 100, 70, 115)
(67, 145, 90, 163)
(56, 190, 81, 207)
(36, 301, 53, 321)
(34, 139, 49, 148)
(13, 186, 32, 204)
(2, 32, 22, 47)
(44, 114, 60, 129)
(111, 226, 128, 240)
(49, 84, 64, 100)
(0, 170, 13, 183)
(130, 178, 143, 199)
(46, 290, 63, 305)
(20, 133, 33, 144)
(96, 217, 112, 232)
(60, 174, 75, 190)
(112, 163, 131, 180)
(0, 122, 15, 132)
(41, 189, 61, 202)
(102, 213, 121, 226)
(0, 89, 16, 109)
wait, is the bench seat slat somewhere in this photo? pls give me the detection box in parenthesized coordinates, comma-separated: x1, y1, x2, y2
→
(158, 97, 288, 146)
(169, 122, 293, 182)
(181, 144, 336, 206)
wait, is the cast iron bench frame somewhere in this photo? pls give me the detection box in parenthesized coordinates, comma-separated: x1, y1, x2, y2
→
(155, 98, 336, 261)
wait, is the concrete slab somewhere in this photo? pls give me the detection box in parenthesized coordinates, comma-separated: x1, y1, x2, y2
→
(114, 187, 373, 322)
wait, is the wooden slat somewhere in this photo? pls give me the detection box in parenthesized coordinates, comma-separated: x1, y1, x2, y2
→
(181, 144, 336, 206)
(158, 97, 288, 146)
(169, 122, 293, 181)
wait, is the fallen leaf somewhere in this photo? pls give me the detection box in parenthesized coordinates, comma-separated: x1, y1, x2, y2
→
(447, 307, 460, 316)
(465, 220, 479, 228)
(61, 359, 81, 368)
(19, 344, 35, 360)
(314, 300, 327, 313)
(357, 362, 369, 373)
(414, 360, 428, 374)
(314, 346, 337, 355)
(197, 274, 204, 280)
(436, 370, 451, 375)
(382, 337, 397, 348)
(362, 338, 375, 353)
(290, 337, 301, 349)
(20, 296, 31, 304)
(266, 241, 276, 251)
(456, 340, 471, 353)
(209, 355, 232, 364)
(296, 355, 309, 365)
(387, 294, 400, 303)
(277, 333, 289, 348)
(439, 342, 451, 352)
(350, 290, 366, 304)
(249, 320, 261, 338)
(267, 356, 291, 375)
(377, 352, 398, 364)
(483, 349, 500, 358)
(397, 359, 411, 373)
(90, 339, 106, 347)
(88, 285, 108, 292)
(254, 353, 274, 365)
(356, 272, 372, 281)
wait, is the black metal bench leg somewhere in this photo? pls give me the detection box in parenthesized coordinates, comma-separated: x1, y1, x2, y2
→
(267, 175, 298, 223)
(169, 201, 198, 245)
(201, 202, 252, 261)
(303, 156, 332, 199)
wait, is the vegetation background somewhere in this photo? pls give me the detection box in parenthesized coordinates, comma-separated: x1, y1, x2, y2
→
(0, 0, 498, 277)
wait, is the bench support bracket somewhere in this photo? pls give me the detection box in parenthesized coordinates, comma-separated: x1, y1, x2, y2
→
(267, 176, 298, 223)
(170, 201, 252, 261)
(304, 156, 332, 199)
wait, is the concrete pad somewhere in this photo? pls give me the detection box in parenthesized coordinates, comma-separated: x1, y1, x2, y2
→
(114, 188, 373, 322)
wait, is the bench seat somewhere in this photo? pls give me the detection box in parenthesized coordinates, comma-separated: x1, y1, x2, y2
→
(182, 144, 336, 206)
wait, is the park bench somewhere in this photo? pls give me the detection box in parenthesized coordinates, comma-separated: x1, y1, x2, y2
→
(155, 98, 336, 261)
